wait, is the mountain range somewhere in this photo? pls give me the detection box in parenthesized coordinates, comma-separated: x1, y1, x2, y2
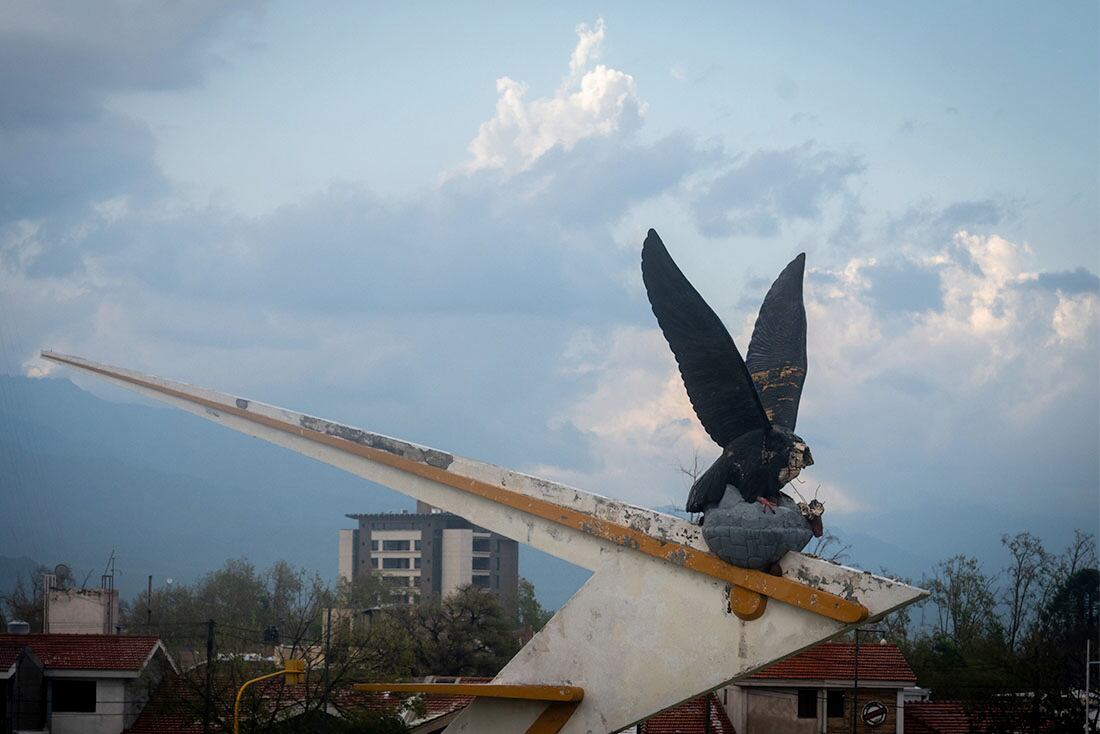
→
(0, 374, 1088, 611)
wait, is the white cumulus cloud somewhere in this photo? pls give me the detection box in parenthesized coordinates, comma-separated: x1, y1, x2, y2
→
(538, 229, 1098, 518)
(463, 18, 646, 176)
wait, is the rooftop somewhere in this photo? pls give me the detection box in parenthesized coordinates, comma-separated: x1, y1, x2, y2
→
(748, 641, 917, 683)
(0, 633, 165, 672)
(639, 693, 735, 734)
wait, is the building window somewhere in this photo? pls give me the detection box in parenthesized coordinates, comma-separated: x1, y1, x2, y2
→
(370, 558, 378, 569)
(371, 540, 379, 551)
(53, 680, 96, 713)
(826, 690, 844, 718)
(472, 538, 491, 553)
(472, 557, 491, 571)
(414, 540, 422, 550)
(472, 575, 490, 588)
(382, 540, 410, 551)
(414, 558, 421, 569)
(382, 558, 410, 570)
(495, 557, 500, 570)
(797, 689, 817, 719)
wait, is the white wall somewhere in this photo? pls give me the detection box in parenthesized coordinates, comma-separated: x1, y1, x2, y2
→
(46, 589, 118, 635)
(338, 529, 356, 583)
(51, 678, 125, 734)
(440, 528, 472, 598)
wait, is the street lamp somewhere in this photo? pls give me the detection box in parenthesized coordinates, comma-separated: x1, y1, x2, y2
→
(233, 659, 307, 734)
(851, 627, 888, 734)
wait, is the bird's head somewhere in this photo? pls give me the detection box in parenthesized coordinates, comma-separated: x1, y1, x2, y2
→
(768, 427, 814, 486)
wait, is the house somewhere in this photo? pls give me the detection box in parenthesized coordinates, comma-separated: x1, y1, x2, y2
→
(1, 637, 46, 733)
(719, 641, 917, 734)
(0, 631, 177, 734)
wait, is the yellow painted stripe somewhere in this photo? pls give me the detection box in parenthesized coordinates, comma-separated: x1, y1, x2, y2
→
(525, 701, 581, 734)
(43, 353, 868, 624)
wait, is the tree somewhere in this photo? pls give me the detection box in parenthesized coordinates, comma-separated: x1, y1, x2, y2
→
(924, 554, 996, 647)
(393, 585, 519, 677)
(336, 574, 390, 611)
(516, 578, 552, 633)
(118, 558, 417, 733)
(999, 532, 1050, 651)
(0, 565, 49, 632)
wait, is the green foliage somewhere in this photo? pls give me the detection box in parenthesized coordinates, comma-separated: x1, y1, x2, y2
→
(113, 558, 557, 731)
(877, 530, 1098, 731)
(516, 577, 553, 632)
(120, 558, 333, 654)
(392, 584, 520, 677)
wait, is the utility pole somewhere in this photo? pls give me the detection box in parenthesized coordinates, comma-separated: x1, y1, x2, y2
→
(146, 575, 152, 628)
(204, 619, 215, 734)
(322, 607, 333, 711)
(851, 632, 860, 734)
(1087, 638, 1099, 734)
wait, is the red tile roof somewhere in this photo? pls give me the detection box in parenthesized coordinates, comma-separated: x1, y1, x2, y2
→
(0, 634, 162, 671)
(904, 700, 1055, 734)
(122, 675, 203, 734)
(904, 701, 973, 734)
(749, 641, 916, 683)
(639, 693, 735, 734)
(0, 639, 28, 672)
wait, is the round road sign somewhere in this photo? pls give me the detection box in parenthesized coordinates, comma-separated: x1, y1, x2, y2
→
(861, 700, 888, 727)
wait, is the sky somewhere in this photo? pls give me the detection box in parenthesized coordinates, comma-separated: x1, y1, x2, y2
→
(1, 2, 1098, 575)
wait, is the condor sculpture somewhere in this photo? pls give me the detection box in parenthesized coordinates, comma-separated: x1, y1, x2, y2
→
(641, 229, 824, 569)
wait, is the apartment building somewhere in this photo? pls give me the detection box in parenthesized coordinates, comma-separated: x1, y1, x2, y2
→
(340, 502, 519, 616)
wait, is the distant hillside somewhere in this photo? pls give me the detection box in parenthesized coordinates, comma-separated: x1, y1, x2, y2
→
(0, 555, 42, 598)
(1, 375, 1087, 612)
(0, 375, 588, 608)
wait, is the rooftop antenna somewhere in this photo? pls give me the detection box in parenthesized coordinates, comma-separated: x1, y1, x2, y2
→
(100, 549, 116, 592)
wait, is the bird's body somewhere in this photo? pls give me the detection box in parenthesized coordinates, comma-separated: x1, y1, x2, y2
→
(640, 229, 824, 567)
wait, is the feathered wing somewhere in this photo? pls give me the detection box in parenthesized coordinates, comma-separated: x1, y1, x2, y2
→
(641, 229, 770, 449)
(746, 253, 807, 430)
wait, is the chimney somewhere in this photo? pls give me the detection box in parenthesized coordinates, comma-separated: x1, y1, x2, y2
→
(7, 620, 30, 634)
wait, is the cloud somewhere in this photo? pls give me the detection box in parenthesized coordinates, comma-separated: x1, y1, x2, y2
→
(866, 260, 944, 314)
(533, 327, 711, 507)
(568, 18, 605, 77)
(538, 229, 1098, 519)
(885, 198, 1008, 250)
(1020, 267, 1100, 295)
(0, 1, 263, 128)
(692, 143, 865, 238)
(0, 17, 705, 487)
(0, 2, 262, 231)
(463, 18, 646, 175)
